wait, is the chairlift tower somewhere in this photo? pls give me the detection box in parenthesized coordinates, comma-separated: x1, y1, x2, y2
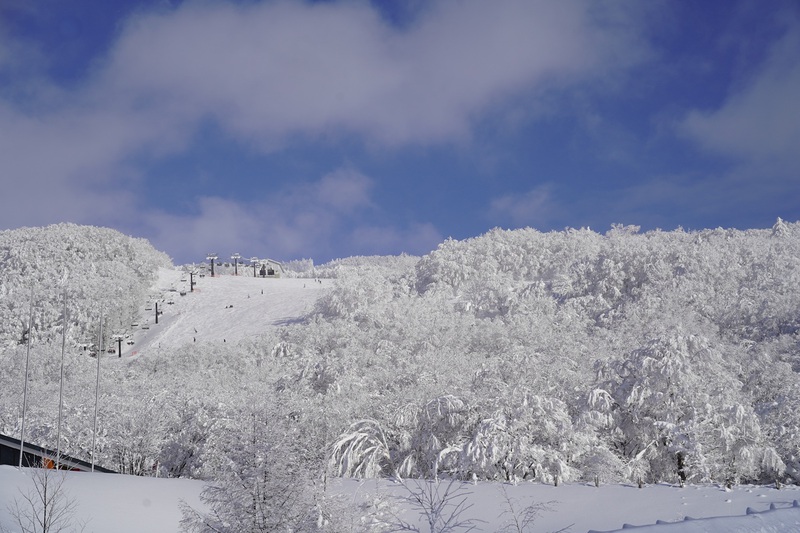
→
(250, 257, 259, 277)
(206, 253, 218, 277)
(231, 253, 241, 276)
(113, 334, 124, 358)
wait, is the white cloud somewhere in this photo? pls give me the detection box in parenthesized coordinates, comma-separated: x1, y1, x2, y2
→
(0, 103, 145, 230)
(488, 184, 554, 227)
(0, 2, 39, 72)
(0, 0, 647, 260)
(681, 21, 800, 165)
(142, 167, 432, 261)
(349, 222, 443, 257)
(97, 0, 646, 147)
(313, 167, 374, 212)
(673, 15, 800, 226)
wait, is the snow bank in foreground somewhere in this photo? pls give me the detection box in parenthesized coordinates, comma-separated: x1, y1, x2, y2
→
(2, 468, 799, 533)
(0, 466, 206, 533)
(335, 478, 800, 532)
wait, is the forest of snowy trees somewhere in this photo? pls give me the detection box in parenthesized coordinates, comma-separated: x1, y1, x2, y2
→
(1, 221, 799, 531)
(0, 224, 172, 348)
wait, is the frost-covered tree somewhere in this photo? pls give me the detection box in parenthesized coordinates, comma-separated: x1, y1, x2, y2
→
(182, 401, 323, 533)
(597, 335, 766, 484)
(460, 391, 580, 484)
(0, 224, 170, 348)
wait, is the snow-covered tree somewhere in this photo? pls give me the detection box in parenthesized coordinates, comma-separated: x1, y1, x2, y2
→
(182, 401, 322, 533)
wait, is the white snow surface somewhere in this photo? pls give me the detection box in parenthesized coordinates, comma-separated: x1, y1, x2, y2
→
(1, 468, 799, 532)
(117, 268, 327, 357)
(343, 479, 800, 533)
(0, 466, 205, 533)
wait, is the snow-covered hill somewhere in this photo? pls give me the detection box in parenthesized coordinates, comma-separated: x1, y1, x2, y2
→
(3, 222, 800, 533)
(0, 223, 171, 348)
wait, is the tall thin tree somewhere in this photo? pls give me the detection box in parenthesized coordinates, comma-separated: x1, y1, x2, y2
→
(55, 286, 67, 470)
(91, 313, 103, 472)
(19, 287, 34, 469)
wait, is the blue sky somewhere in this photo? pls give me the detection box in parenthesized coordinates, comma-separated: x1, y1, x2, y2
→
(1, 0, 798, 264)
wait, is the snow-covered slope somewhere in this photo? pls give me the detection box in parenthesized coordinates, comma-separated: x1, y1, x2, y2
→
(116, 269, 328, 357)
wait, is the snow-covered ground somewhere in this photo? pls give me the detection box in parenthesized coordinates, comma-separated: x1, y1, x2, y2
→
(342, 478, 800, 532)
(115, 268, 327, 357)
(1, 467, 799, 532)
(0, 466, 205, 533)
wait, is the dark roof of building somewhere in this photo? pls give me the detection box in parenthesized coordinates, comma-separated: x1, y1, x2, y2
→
(0, 433, 116, 473)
